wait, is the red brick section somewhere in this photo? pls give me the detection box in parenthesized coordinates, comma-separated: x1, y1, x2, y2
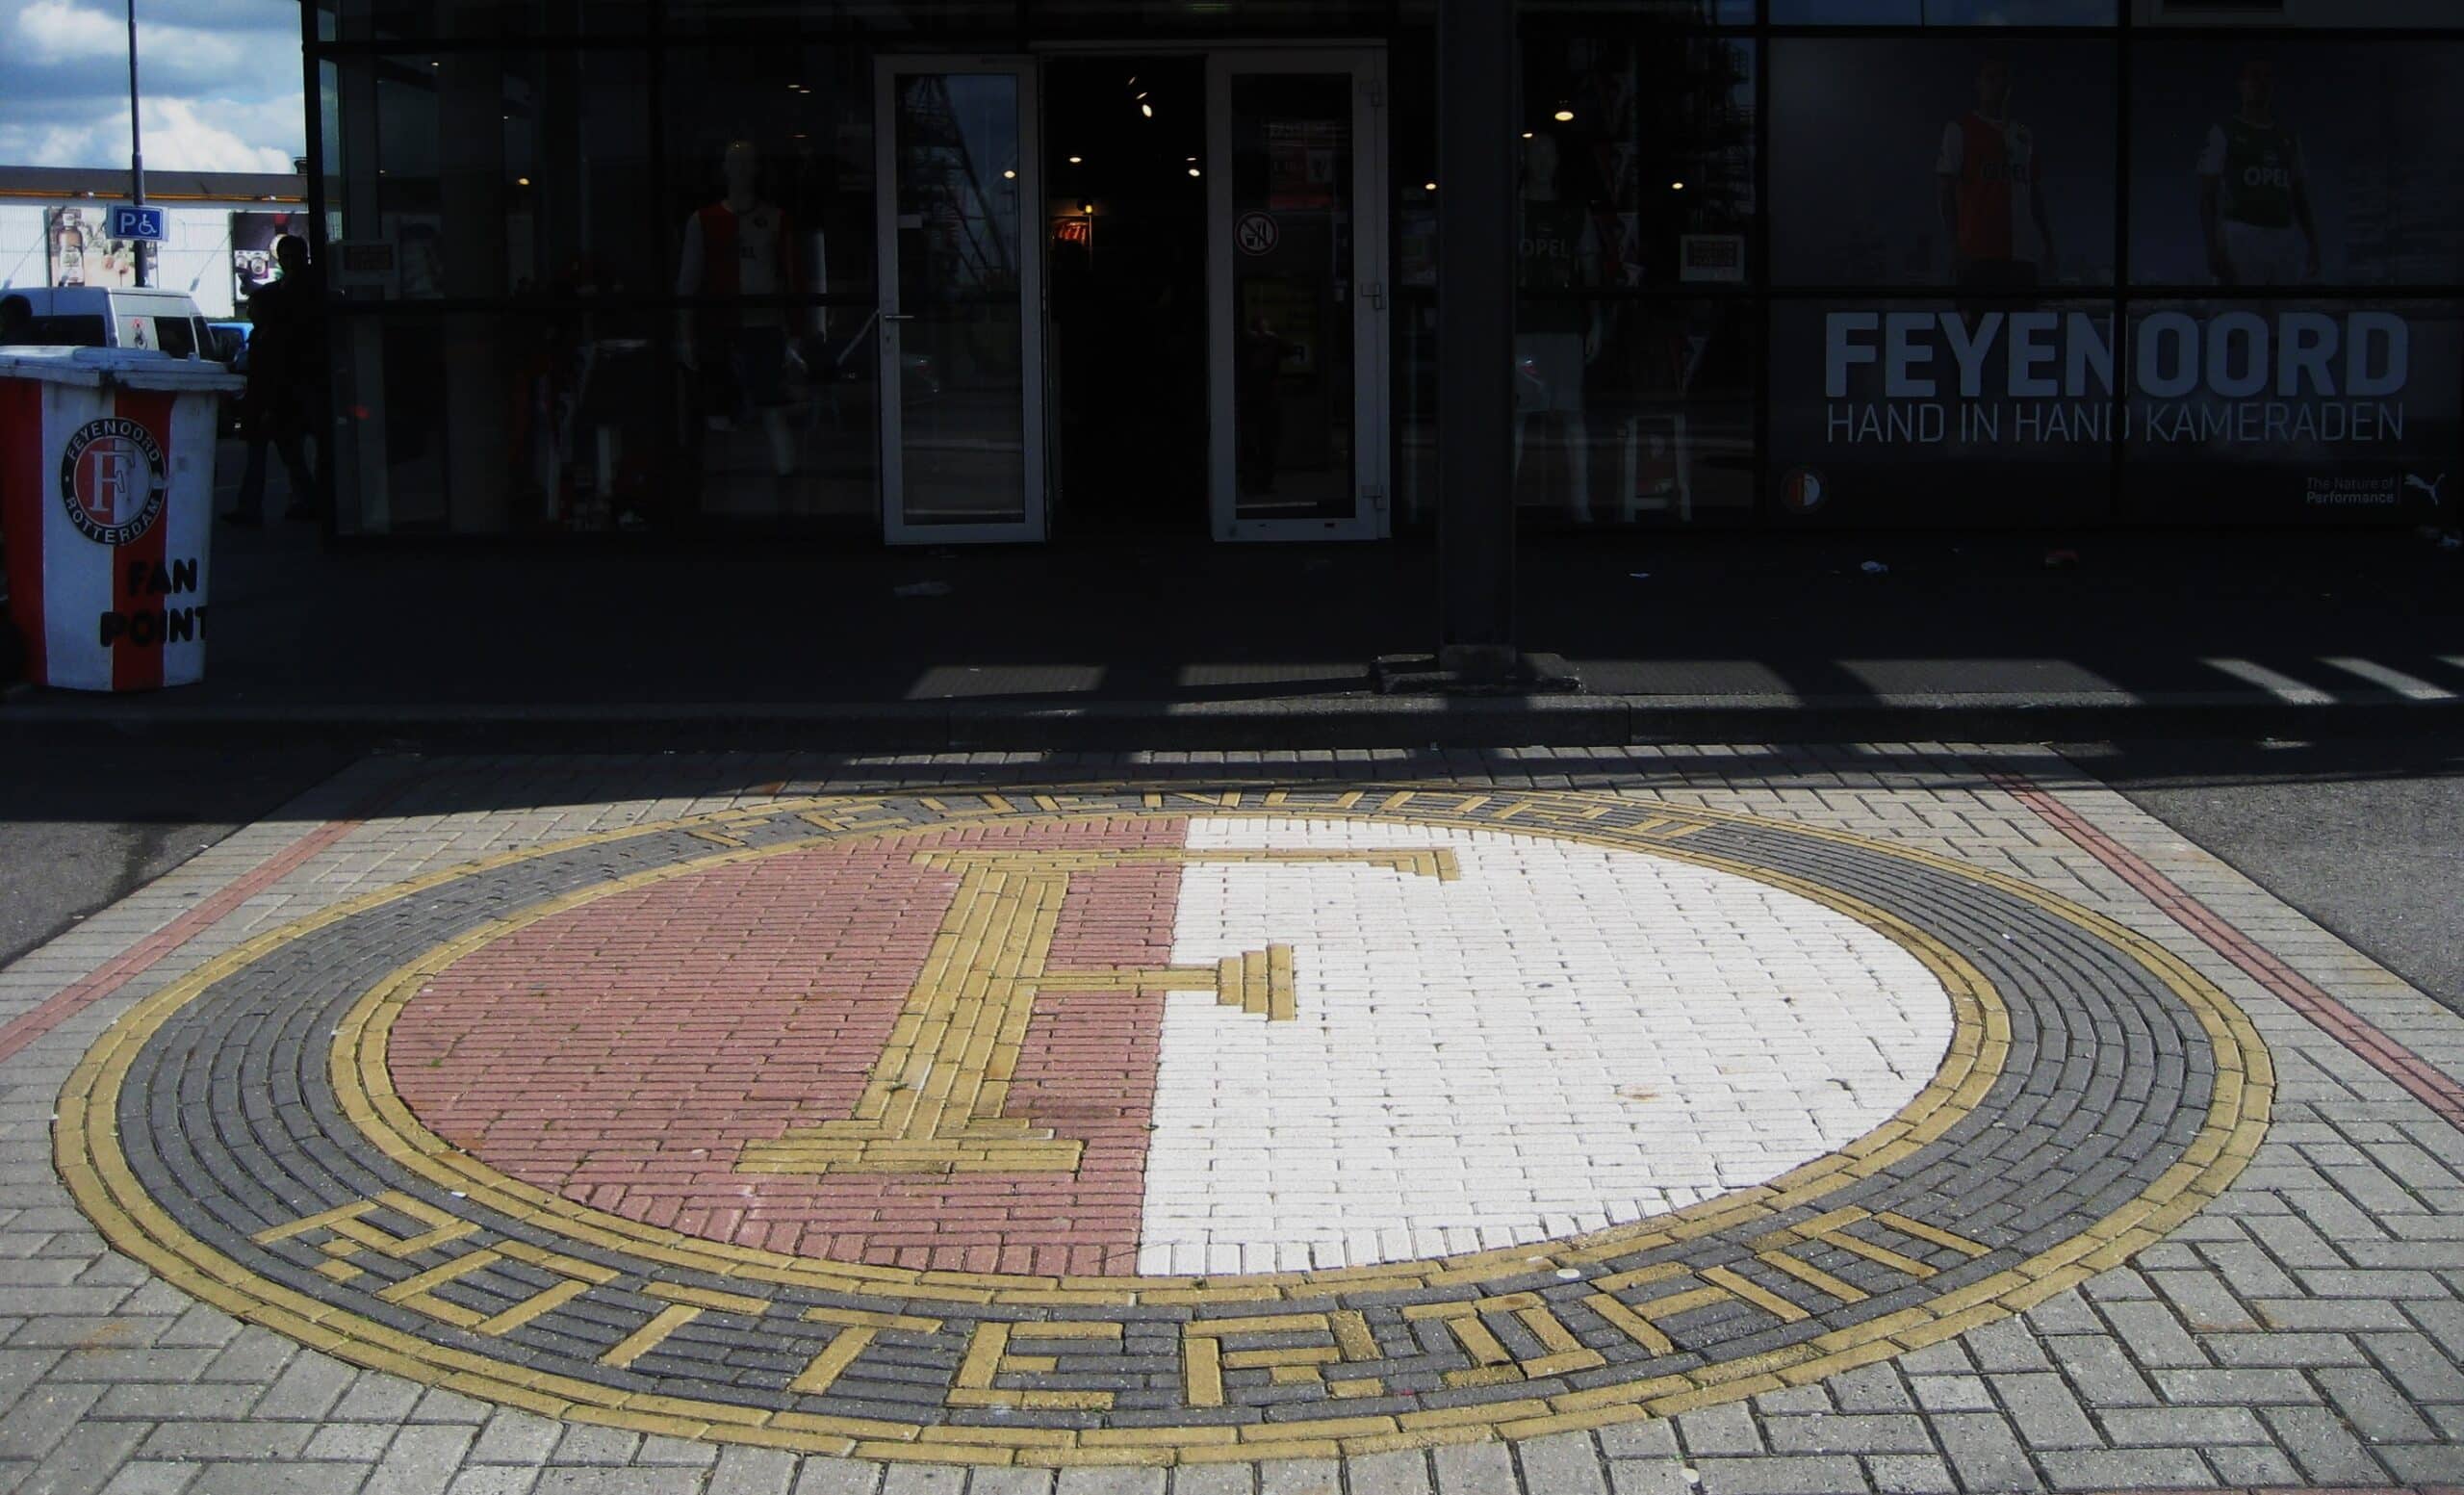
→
(0, 814, 370, 1068)
(1995, 772, 2464, 1134)
(392, 817, 1191, 1276)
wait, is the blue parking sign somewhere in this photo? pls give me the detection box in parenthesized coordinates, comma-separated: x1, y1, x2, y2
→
(108, 205, 167, 242)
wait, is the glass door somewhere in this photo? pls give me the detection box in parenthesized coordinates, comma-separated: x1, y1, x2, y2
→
(1206, 49, 1389, 542)
(877, 57, 1045, 544)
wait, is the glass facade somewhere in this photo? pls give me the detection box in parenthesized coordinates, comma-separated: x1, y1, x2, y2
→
(305, 0, 2464, 538)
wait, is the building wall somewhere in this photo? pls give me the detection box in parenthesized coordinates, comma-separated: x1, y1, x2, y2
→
(304, 1, 2464, 538)
(0, 201, 303, 320)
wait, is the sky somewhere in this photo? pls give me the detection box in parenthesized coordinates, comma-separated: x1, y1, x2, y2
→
(1, 0, 305, 173)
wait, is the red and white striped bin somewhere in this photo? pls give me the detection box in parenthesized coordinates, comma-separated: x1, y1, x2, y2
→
(1, 348, 242, 690)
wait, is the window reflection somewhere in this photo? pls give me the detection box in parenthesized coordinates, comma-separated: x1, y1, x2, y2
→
(891, 72, 1030, 527)
(1513, 299, 1758, 528)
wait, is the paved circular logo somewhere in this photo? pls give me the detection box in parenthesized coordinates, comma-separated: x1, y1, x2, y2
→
(60, 785, 2270, 1465)
(58, 417, 168, 547)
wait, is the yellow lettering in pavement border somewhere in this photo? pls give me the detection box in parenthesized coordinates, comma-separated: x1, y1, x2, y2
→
(951, 1322, 1124, 1411)
(792, 1306, 944, 1397)
(1406, 1294, 1606, 1387)
(253, 1191, 477, 1262)
(1183, 1311, 1387, 1406)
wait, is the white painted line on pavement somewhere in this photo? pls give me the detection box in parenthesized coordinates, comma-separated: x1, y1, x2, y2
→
(2201, 657, 2334, 705)
(2322, 657, 2457, 701)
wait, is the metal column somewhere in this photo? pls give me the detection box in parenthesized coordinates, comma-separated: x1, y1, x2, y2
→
(1435, 0, 1517, 678)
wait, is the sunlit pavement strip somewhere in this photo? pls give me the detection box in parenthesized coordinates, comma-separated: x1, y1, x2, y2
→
(0, 749, 2459, 1494)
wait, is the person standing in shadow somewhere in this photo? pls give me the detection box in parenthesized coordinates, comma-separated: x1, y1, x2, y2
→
(222, 235, 329, 526)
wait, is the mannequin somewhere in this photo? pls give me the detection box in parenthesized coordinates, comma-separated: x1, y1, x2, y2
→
(677, 140, 804, 486)
(1512, 133, 1604, 523)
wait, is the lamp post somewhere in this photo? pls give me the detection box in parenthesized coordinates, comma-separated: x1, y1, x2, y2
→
(127, 0, 148, 287)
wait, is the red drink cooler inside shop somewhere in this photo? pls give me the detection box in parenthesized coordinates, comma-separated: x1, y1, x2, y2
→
(1, 348, 241, 690)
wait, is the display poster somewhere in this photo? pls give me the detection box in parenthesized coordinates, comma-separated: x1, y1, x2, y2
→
(388, 214, 446, 298)
(230, 211, 300, 306)
(1266, 120, 1342, 211)
(1770, 39, 2117, 287)
(2128, 42, 2464, 288)
(1773, 300, 2460, 523)
(1240, 278, 1318, 375)
(44, 207, 139, 291)
(2121, 303, 2461, 520)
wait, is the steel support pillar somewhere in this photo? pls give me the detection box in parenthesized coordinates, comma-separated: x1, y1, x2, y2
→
(1435, 0, 1518, 680)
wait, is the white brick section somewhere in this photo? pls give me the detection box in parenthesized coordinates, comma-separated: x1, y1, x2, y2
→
(1139, 819, 1954, 1273)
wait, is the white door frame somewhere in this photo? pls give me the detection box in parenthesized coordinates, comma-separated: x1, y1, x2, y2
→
(877, 54, 1046, 545)
(1205, 48, 1390, 543)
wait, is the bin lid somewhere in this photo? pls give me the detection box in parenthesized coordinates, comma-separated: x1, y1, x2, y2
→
(0, 345, 244, 394)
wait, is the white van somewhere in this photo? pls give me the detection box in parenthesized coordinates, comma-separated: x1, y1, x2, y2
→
(0, 286, 226, 362)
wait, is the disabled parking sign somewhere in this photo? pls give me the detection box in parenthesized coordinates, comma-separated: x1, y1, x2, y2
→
(108, 204, 167, 242)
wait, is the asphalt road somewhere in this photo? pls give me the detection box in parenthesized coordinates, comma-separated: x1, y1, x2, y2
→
(0, 738, 349, 970)
(2066, 736, 2464, 1017)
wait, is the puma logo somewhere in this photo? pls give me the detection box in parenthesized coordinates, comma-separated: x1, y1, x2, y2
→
(2405, 473, 2447, 504)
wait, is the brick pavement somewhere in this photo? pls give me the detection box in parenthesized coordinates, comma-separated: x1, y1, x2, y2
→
(0, 747, 2458, 1493)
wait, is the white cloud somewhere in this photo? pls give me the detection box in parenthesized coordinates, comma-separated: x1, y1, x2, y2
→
(0, 97, 295, 173)
(13, 0, 122, 63)
(14, 0, 250, 73)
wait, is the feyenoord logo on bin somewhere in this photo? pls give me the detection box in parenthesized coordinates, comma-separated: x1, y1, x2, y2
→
(58, 785, 2272, 1463)
(58, 417, 167, 547)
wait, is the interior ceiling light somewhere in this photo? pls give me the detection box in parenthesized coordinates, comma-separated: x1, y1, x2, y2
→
(1068, 155, 1084, 165)
(1671, 180, 1686, 191)
(1424, 180, 1438, 192)
(1187, 167, 1201, 177)
(1002, 168, 1016, 179)
(1142, 103, 1154, 117)
(1553, 107, 1575, 122)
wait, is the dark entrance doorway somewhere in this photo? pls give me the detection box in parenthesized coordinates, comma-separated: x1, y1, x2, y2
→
(1044, 56, 1209, 538)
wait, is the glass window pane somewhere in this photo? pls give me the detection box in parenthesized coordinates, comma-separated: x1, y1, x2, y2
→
(684, 305, 881, 527)
(892, 70, 1029, 527)
(2135, 0, 2455, 25)
(1769, 298, 2118, 524)
(346, 51, 655, 300)
(1229, 72, 1356, 524)
(1773, 0, 2114, 21)
(1527, 1, 1755, 22)
(2122, 300, 2461, 523)
(664, 43, 875, 296)
(330, 0, 646, 43)
(1514, 298, 1758, 528)
(1771, 39, 2117, 288)
(1033, 1, 1406, 35)
(2130, 43, 2464, 289)
(1518, 31, 1757, 289)
(662, 2, 1014, 37)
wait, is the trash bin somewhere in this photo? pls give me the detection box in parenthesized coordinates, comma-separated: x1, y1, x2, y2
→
(1, 347, 242, 690)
